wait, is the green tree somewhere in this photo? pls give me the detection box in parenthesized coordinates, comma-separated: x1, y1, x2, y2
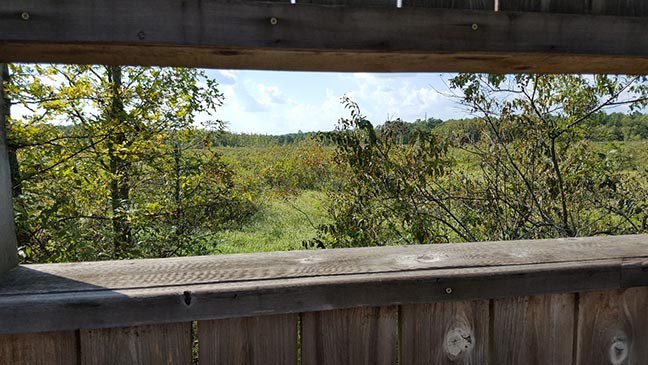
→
(314, 75, 648, 248)
(5, 64, 252, 262)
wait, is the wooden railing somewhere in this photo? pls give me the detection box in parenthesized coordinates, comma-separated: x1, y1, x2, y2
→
(1, 235, 647, 364)
(3, 0, 648, 74)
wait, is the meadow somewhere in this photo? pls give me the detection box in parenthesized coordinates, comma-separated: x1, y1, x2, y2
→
(211, 139, 648, 254)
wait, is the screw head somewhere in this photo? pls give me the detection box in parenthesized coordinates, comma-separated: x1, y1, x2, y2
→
(21, 12, 30, 21)
(270, 17, 278, 25)
(471, 23, 478, 31)
(445, 287, 453, 294)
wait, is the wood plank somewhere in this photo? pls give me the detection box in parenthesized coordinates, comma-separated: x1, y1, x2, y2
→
(302, 0, 395, 7)
(0, 238, 646, 335)
(576, 288, 648, 365)
(6, 44, 648, 74)
(500, 0, 648, 16)
(1, 235, 646, 296)
(198, 314, 297, 365)
(0, 64, 18, 276)
(79, 322, 191, 364)
(3, 2, 648, 73)
(401, 300, 489, 364)
(402, 0, 493, 10)
(301, 306, 397, 364)
(0, 331, 77, 365)
(492, 294, 575, 364)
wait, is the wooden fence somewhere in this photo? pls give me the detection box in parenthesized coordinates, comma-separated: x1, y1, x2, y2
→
(1, 235, 647, 364)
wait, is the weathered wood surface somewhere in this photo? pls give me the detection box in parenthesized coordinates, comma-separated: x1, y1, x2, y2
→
(3, 1, 648, 73)
(500, 0, 648, 16)
(301, 306, 398, 365)
(0, 235, 646, 335)
(0, 331, 77, 365)
(492, 294, 575, 364)
(576, 288, 648, 365)
(199, 314, 297, 365)
(401, 300, 488, 364)
(0, 64, 18, 275)
(2, 235, 646, 295)
(80, 323, 191, 364)
(402, 0, 493, 9)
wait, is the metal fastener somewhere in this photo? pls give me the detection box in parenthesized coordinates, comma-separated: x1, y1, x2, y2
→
(21, 12, 30, 21)
(471, 23, 478, 31)
(445, 287, 453, 294)
(137, 31, 146, 40)
(270, 17, 278, 25)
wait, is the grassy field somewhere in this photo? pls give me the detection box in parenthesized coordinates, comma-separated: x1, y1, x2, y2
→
(210, 190, 330, 254)
(210, 140, 648, 254)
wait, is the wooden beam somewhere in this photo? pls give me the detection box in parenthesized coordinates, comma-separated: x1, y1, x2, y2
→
(0, 65, 18, 276)
(2, 1, 648, 73)
(0, 235, 646, 335)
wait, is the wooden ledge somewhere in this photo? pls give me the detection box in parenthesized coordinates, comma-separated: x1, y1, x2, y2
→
(3, 1, 648, 73)
(0, 235, 647, 335)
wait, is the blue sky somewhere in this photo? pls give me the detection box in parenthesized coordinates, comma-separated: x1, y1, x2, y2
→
(205, 70, 472, 135)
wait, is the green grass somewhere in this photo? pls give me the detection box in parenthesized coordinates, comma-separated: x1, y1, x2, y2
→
(210, 190, 330, 254)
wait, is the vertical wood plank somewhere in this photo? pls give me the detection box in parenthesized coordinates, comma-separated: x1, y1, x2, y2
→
(199, 314, 297, 365)
(80, 322, 191, 364)
(0, 331, 78, 365)
(0, 63, 18, 275)
(301, 306, 397, 365)
(401, 300, 489, 364)
(493, 294, 575, 365)
(576, 288, 648, 365)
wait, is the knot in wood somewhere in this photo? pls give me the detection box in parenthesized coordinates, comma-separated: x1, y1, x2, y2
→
(444, 327, 473, 361)
(609, 339, 628, 365)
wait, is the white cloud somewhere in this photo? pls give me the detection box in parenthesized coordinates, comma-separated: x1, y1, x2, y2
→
(211, 70, 468, 134)
(257, 84, 287, 106)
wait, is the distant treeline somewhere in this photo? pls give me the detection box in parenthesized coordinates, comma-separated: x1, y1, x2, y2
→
(216, 111, 648, 147)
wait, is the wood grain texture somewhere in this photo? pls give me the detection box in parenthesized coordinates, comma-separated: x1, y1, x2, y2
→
(3, 2, 648, 73)
(0, 236, 646, 335)
(492, 294, 575, 365)
(576, 288, 648, 365)
(301, 306, 397, 365)
(500, 0, 648, 16)
(402, 0, 493, 10)
(0, 64, 18, 276)
(2, 235, 646, 296)
(199, 314, 297, 365)
(401, 300, 489, 364)
(80, 322, 191, 364)
(0, 331, 77, 365)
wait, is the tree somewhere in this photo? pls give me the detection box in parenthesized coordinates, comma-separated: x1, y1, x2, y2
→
(5, 64, 253, 262)
(313, 75, 648, 248)
(449, 74, 648, 239)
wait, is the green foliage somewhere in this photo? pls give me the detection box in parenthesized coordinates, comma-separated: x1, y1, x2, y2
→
(313, 76, 648, 247)
(310, 97, 458, 248)
(6, 64, 256, 262)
